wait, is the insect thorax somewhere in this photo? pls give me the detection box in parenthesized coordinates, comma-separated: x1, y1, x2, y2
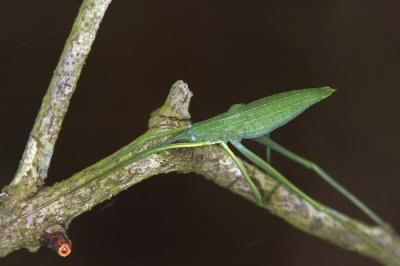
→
(184, 117, 241, 143)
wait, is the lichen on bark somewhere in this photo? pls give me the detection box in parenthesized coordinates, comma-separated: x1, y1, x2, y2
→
(1, 0, 399, 263)
(5, 0, 113, 199)
(1, 80, 400, 264)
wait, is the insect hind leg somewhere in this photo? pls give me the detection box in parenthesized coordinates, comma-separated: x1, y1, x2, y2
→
(254, 135, 384, 226)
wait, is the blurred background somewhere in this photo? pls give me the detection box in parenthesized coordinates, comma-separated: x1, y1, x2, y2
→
(0, 1, 399, 265)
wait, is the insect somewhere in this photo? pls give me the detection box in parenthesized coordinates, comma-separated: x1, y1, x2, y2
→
(125, 88, 383, 223)
(2, 87, 390, 260)
(108, 87, 392, 259)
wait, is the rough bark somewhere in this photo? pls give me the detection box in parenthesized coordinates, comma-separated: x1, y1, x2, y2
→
(0, 81, 399, 265)
(1, 0, 399, 264)
(5, 0, 112, 199)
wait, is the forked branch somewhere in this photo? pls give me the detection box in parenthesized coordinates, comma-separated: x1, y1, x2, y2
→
(0, 81, 399, 265)
(0, 0, 399, 264)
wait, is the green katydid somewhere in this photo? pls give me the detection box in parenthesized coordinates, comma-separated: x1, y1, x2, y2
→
(101, 87, 394, 261)
(118, 87, 384, 224)
(2, 87, 391, 260)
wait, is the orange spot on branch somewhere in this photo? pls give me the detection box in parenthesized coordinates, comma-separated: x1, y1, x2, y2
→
(43, 231, 72, 257)
(58, 243, 72, 257)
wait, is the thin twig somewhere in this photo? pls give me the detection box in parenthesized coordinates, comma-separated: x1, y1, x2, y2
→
(6, 0, 112, 199)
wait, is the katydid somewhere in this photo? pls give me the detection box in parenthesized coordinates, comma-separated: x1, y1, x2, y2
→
(124, 87, 384, 224)
(3, 87, 391, 260)
(111, 87, 394, 261)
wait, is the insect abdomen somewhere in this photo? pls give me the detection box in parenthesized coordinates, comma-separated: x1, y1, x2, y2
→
(186, 87, 335, 143)
(239, 87, 335, 139)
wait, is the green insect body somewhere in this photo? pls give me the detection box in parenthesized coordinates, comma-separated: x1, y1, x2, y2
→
(3, 87, 393, 262)
(138, 88, 336, 206)
(180, 88, 334, 143)
(122, 87, 393, 261)
(128, 87, 379, 226)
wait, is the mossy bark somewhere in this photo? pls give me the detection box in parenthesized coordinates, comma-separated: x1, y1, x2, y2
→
(1, 0, 399, 264)
(6, 0, 112, 199)
(1, 81, 399, 265)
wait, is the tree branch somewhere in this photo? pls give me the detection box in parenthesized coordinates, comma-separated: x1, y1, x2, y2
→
(1, 1, 399, 264)
(0, 81, 399, 265)
(5, 0, 112, 199)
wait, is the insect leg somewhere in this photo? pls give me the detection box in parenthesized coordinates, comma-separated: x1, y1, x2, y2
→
(262, 133, 281, 202)
(229, 140, 390, 257)
(104, 125, 190, 168)
(265, 133, 272, 164)
(128, 141, 210, 165)
(231, 139, 335, 208)
(127, 125, 189, 154)
(219, 142, 263, 204)
(254, 136, 384, 226)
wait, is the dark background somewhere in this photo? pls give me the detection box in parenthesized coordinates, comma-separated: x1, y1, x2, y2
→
(0, 1, 399, 265)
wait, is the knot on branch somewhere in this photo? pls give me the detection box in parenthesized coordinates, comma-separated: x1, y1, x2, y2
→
(148, 80, 193, 129)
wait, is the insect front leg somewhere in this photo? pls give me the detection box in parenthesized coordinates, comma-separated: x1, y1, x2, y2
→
(104, 125, 190, 168)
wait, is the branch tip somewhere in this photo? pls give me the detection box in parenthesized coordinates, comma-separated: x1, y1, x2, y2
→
(148, 80, 193, 129)
(43, 226, 71, 257)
